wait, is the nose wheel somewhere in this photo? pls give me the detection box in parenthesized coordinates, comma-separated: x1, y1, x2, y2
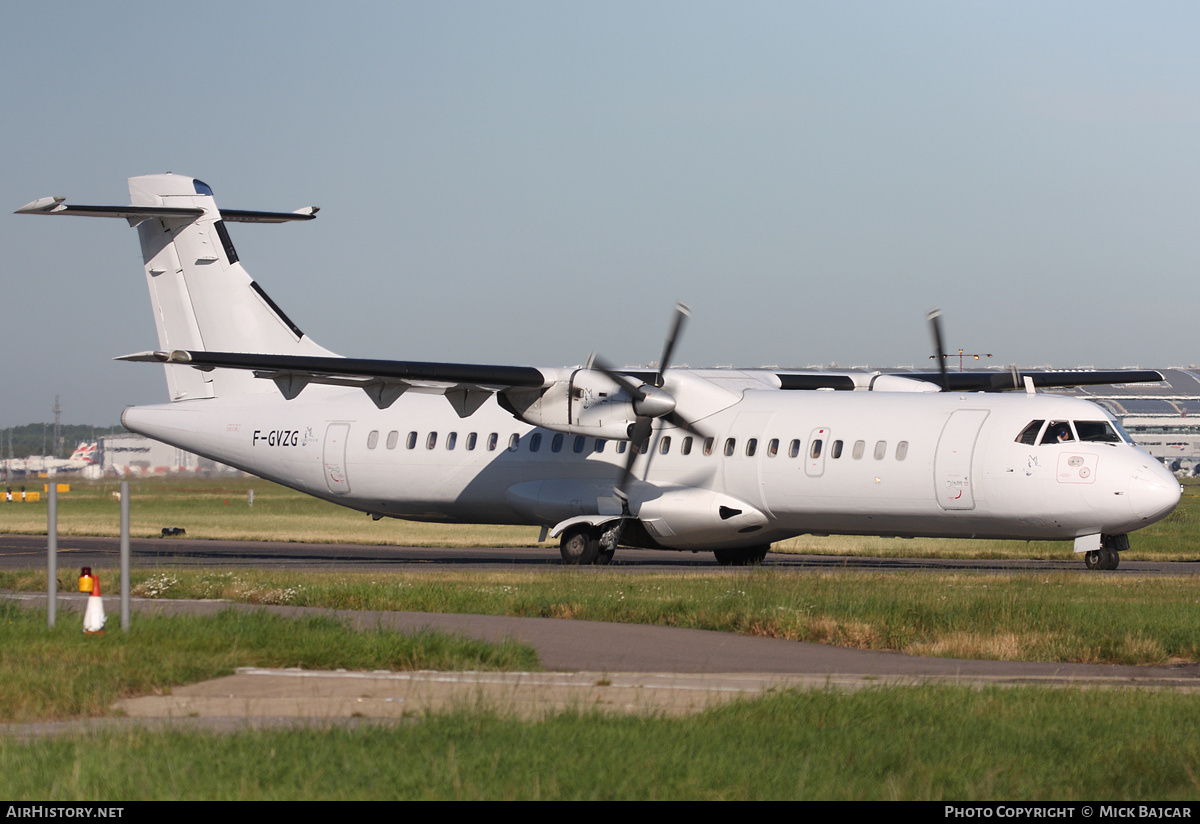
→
(1083, 534, 1128, 571)
(1084, 548, 1119, 570)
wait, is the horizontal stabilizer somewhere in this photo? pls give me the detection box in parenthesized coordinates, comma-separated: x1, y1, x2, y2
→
(16, 198, 317, 223)
(15, 200, 202, 220)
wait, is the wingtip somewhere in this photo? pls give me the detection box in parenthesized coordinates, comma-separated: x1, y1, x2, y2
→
(14, 196, 65, 214)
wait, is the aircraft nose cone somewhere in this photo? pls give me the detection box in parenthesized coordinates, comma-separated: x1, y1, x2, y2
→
(1128, 462, 1182, 526)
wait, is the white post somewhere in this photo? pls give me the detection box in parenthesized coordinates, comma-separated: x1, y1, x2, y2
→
(120, 479, 130, 632)
(47, 475, 56, 628)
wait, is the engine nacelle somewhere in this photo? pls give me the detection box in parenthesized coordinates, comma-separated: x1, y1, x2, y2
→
(867, 373, 942, 392)
(633, 487, 769, 549)
(499, 368, 642, 439)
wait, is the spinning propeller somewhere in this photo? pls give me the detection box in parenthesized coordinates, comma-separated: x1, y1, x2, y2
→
(588, 302, 705, 501)
(926, 307, 950, 392)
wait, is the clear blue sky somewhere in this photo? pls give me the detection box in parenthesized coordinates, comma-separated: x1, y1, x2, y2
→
(3, 1, 1199, 425)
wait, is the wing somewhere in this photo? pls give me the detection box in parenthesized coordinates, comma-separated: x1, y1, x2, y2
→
(118, 349, 549, 416)
(888, 369, 1166, 392)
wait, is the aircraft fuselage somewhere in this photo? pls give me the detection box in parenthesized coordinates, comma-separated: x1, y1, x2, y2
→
(122, 382, 1180, 551)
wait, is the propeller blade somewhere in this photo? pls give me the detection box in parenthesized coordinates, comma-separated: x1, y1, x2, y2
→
(616, 417, 653, 500)
(655, 302, 690, 386)
(665, 410, 706, 439)
(927, 307, 950, 392)
(589, 354, 646, 402)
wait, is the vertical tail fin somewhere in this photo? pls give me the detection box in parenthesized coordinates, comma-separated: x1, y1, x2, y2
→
(18, 174, 335, 400)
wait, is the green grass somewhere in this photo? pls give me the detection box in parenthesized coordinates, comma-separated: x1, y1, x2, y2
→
(7, 567, 1199, 665)
(3, 475, 1199, 559)
(0, 602, 539, 723)
(2, 686, 1198, 800)
(0, 477, 539, 546)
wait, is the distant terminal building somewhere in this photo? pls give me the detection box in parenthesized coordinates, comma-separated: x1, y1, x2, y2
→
(98, 433, 233, 476)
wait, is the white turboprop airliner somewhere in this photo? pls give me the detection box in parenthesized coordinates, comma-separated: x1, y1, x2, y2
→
(16, 175, 1182, 569)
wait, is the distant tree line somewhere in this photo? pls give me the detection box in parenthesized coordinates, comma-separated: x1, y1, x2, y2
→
(1, 424, 126, 460)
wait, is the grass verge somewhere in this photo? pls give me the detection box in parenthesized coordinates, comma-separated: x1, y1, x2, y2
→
(6, 567, 1199, 666)
(1, 685, 1198, 800)
(0, 602, 539, 723)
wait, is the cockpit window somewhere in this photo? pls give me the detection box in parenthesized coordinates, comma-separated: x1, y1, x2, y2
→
(1041, 421, 1075, 444)
(1016, 420, 1044, 445)
(193, 179, 214, 196)
(1075, 421, 1122, 443)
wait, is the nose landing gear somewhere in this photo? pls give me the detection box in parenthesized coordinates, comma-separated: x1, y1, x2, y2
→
(1084, 533, 1129, 571)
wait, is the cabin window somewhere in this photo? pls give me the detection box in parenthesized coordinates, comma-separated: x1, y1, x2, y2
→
(681, 436, 693, 456)
(1075, 421, 1121, 443)
(594, 439, 606, 453)
(426, 432, 438, 450)
(703, 437, 715, 456)
(1041, 421, 1075, 445)
(852, 440, 865, 460)
(810, 440, 823, 459)
(508, 434, 520, 451)
(487, 433, 498, 451)
(896, 441, 909, 461)
(406, 431, 417, 450)
(724, 438, 736, 457)
(617, 441, 628, 454)
(551, 434, 564, 452)
(1016, 420, 1045, 445)
(659, 436, 671, 455)
(874, 440, 886, 460)
(529, 433, 542, 452)
(745, 438, 757, 457)
(767, 438, 779, 457)
(788, 439, 801, 458)
(386, 430, 399, 450)
(367, 430, 379, 449)
(574, 436, 587, 454)
(831, 440, 843, 459)
(466, 433, 477, 451)
(446, 432, 457, 450)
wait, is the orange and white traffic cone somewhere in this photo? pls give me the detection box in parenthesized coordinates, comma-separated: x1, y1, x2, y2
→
(83, 575, 106, 635)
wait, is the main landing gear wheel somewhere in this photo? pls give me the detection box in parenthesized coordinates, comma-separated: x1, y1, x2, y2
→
(712, 545, 770, 566)
(560, 525, 600, 565)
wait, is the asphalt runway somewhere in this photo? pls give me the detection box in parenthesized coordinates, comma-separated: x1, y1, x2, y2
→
(1, 532, 1197, 574)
